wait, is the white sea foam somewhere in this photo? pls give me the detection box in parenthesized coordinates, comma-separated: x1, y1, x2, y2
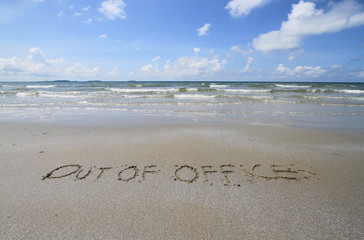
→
(276, 84, 311, 88)
(107, 88, 178, 93)
(248, 95, 274, 99)
(337, 89, 364, 94)
(77, 101, 89, 104)
(16, 92, 38, 97)
(26, 85, 57, 88)
(224, 89, 270, 93)
(121, 94, 167, 99)
(210, 83, 228, 88)
(307, 95, 364, 100)
(2, 81, 363, 124)
(187, 88, 199, 91)
(38, 91, 90, 98)
(174, 94, 216, 99)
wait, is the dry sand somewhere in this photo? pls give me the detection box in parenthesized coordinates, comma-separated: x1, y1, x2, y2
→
(1, 121, 364, 239)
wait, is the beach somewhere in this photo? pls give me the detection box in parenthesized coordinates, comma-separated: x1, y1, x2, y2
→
(2, 0, 364, 237)
(1, 81, 364, 239)
(1, 117, 364, 239)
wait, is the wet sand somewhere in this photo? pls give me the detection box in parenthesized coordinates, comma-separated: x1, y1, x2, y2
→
(1, 121, 364, 239)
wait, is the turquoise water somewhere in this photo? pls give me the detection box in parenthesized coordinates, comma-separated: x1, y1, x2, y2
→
(1, 81, 364, 129)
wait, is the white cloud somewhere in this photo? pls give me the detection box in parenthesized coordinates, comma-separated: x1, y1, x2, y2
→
(230, 45, 252, 55)
(65, 63, 100, 78)
(331, 64, 344, 69)
(225, 0, 271, 17)
(138, 64, 160, 78)
(57, 11, 64, 18)
(230, 45, 242, 53)
(241, 56, 255, 72)
(357, 71, 364, 78)
(99, 0, 126, 20)
(99, 34, 107, 39)
(275, 64, 293, 76)
(152, 56, 161, 62)
(288, 55, 295, 61)
(197, 23, 211, 36)
(139, 64, 160, 73)
(288, 48, 304, 61)
(27, 47, 47, 63)
(294, 65, 327, 77)
(0, 48, 60, 76)
(108, 67, 119, 76)
(275, 63, 326, 77)
(0, 47, 99, 78)
(137, 54, 227, 79)
(164, 55, 226, 78)
(193, 47, 200, 54)
(253, 0, 364, 52)
(83, 6, 91, 12)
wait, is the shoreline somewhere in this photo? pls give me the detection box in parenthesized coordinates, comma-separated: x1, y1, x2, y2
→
(2, 80, 364, 132)
(1, 120, 364, 239)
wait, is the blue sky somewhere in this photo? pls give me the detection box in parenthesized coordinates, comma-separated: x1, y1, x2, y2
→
(0, 0, 364, 81)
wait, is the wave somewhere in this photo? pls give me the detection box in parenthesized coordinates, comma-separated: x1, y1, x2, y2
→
(197, 88, 218, 92)
(107, 88, 178, 93)
(0, 85, 14, 88)
(216, 94, 274, 100)
(120, 94, 174, 99)
(2, 82, 364, 116)
(187, 88, 198, 91)
(38, 91, 92, 98)
(174, 94, 216, 99)
(270, 89, 310, 93)
(26, 85, 57, 88)
(210, 83, 229, 88)
(16, 91, 38, 97)
(130, 84, 143, 88)
(275, 84, 312, 88)
(312, 89, 335, 93)
(224, 89, 270, 93)
(0, 91, 17, 96)
(337, 89, 364, 94)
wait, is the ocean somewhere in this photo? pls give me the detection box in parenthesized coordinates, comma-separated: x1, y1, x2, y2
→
(1, 81, 364, 129)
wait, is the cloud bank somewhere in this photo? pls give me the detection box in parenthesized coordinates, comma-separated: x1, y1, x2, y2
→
(253, 0, 364, 52)
(0, 47, 100, 78)
(275, 64, 326, 78)
(138, 49, 227, 79)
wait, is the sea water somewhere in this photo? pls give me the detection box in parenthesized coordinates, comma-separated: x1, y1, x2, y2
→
(1, 81, 364, 130)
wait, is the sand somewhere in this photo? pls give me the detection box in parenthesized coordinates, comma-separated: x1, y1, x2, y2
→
(1, 121, 364, 239)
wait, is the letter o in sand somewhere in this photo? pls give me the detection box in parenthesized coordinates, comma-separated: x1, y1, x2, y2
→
(42, 164, 82, 180)
(175, 165, 199, 183)
(118, 166, 139, 182)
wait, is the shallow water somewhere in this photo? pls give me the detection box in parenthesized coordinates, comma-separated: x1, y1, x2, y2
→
(1, 81, 363, 130)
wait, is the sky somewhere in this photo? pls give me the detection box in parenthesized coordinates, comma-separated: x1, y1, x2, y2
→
(0, 0, 364, 82)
